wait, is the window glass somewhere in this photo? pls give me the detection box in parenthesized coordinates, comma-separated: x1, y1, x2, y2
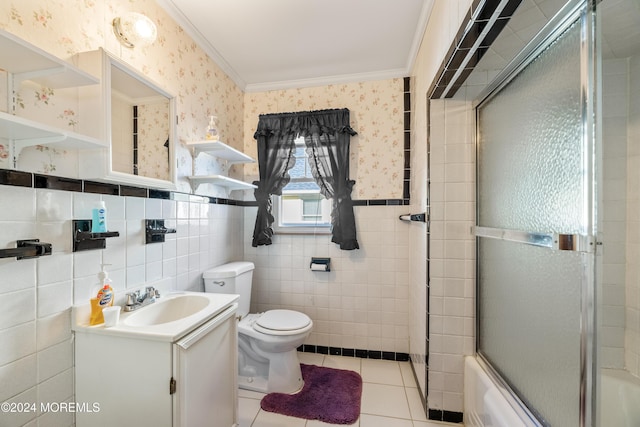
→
(274, 137, 332, 233)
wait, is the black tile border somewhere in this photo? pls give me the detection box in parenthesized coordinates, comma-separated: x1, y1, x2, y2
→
(428, 0, 524, 99)
(298, 344, 410, 362)
(403, 76, 411, 205)
(428, 409, 464, 424)
(0, 169, 32, 187)
(0, 169, 411, 209)
(34, 174, 82, 192)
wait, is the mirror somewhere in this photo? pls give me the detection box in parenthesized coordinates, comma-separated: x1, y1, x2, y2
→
(110, 65, 170, 181)
(77, 49, 176, 189)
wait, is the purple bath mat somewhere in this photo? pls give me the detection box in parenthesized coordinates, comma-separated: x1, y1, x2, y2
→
(260, 363, 362, 424)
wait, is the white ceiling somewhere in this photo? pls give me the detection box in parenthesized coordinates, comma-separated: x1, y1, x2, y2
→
(156, 0, 434, 92)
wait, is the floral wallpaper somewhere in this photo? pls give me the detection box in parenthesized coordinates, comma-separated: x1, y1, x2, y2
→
(0, 0, 244, 195)
(243, 79, 405, 200)
(137, 101, 170, 180)
(0, 0, 405, 200)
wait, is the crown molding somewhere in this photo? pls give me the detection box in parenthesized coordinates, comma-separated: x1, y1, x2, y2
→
(155, 0, 247, 90)
(244, 68, 409, 93)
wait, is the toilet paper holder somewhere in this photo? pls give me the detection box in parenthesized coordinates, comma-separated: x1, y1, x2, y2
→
(310, 257, 331, 272)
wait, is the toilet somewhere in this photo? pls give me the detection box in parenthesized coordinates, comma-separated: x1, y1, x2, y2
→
(203, 262, 313, 394)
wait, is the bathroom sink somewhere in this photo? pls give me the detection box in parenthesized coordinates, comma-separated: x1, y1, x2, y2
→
(124, 294, 210, 327)
(72, 291, 240, 342)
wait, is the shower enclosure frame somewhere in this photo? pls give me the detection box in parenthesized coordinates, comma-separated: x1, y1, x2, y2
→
(473, 0, 599, 426)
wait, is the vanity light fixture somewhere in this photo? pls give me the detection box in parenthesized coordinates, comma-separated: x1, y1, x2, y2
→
(112, 12, 157, 48)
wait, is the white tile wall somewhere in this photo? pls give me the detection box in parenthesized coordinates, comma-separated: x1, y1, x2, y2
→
(243, 205, 411, 353)
(427, 99, 475, 413)
(626, 55, 640, 377)
(408, 0, 476, 410)
(0, 185, 243, 427)
(600, 58, 628, 369)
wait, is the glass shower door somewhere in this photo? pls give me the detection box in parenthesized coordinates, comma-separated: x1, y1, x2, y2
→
(476, 3, 595, 426)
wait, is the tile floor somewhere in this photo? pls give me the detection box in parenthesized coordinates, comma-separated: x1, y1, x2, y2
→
(237, 353, 463, 427)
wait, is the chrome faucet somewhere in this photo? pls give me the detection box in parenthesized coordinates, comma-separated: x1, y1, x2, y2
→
(124, 286, 160, 312)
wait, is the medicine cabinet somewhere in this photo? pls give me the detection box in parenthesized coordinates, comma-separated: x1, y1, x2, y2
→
(75, 48, 177, 190)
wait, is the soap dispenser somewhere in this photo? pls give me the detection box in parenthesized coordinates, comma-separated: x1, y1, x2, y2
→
(89, 264, 114, 325)
(205, 115, 219, 141)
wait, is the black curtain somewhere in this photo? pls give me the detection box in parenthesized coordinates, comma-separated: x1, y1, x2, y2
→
(251, 108, 359, 250)
(251, 115, 297, 246)
(299, 109, 359, 250)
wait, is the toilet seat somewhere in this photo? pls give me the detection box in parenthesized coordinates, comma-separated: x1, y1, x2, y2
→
(241, 310, 312, 336)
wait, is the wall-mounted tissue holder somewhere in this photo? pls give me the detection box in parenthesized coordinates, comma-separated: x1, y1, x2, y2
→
(310, 257, 331, 272)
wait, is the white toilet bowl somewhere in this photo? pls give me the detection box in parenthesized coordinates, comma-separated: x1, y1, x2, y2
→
(237, 310, 313, 393)
(202, 262, 313, 394)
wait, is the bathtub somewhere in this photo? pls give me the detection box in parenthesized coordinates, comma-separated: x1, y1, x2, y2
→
(600, 369, 640, 427)
(464, 356, 537, 427)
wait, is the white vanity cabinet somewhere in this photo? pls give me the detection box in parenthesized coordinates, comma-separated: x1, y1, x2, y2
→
(74, 303, 238, 427)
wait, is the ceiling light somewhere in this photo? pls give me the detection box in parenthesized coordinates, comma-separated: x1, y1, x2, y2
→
(112, 12, 157, 48)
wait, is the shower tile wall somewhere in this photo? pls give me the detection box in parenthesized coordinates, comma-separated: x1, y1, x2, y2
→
(243, 205, 411, 353)
(0, 184, 243, 427)
(626, 55, 640, 377)
(427, 99, 475, 413)
(601, 58, 628, 369)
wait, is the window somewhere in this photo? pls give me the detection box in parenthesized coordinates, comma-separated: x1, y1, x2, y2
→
(273, 137, 332, 234)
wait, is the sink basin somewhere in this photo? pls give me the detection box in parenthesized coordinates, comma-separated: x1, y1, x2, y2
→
(124, 294, 210, 327)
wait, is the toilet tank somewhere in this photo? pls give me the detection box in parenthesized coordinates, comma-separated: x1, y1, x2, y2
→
(203, 262, 254, 317)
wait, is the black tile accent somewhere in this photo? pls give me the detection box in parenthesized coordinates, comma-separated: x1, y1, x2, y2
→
(386, 199, 402, 206)
(428, 409, 464, 424)
(396, 353, 410, 362)
(149, 189, 171, 199)
(120, 186, 147, 198)
(404, 112, 411, 131)
(404, 132, 411, 150)
(298, 346, 410, 362)
(403, 182, 411, 200)
(368, 200, 387, 206)
(404, 92, 411, 112)
(352, 199, 368, 206)
(368, 351, 382, 359)
(0, 169, 32, 187)
(404, 152, 411, 169)
(84, 181, 119, 195)
(34, 175, 82, 192)
(403, 76, 410, 92)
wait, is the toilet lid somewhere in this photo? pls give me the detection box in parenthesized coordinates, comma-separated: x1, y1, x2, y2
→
(255, 309, 311, 332)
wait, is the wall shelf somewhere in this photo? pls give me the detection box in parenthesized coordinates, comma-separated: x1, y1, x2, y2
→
(185, 140, 254, 164)
(187, 175, 257, 191)
(0, 28, 98, 89)
(0, 111, 107, 160)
